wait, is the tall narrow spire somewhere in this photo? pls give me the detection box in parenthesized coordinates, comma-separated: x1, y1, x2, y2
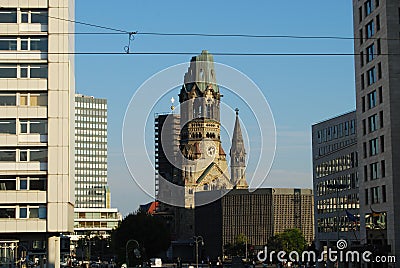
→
(230, 109, 248, 189)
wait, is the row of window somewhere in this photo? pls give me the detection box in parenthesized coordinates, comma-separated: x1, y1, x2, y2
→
(365, 185, 386, 205)
(0, 176, 46, 191)
(0, 148, 47, 162)
(364, 160, 385, 181)
(0, 92, 47, 107)
(0, 64, 47, 79)
(316, 194, 360, 214)
(317, 138, 356, 158)
(317, 216, 360, 233)
(0, 8, 48, 24)
(315, 153, 357, 179)
(74, 211, 119, 219)
(0, 36, 47, 52)
(0, 119, 47, 135)
(74, 220, 119, 229)
(362, 135, 384, 157)
(315, 173, 359, 196)
(0, 205, 46, 219)
(316, 119, 356, 144)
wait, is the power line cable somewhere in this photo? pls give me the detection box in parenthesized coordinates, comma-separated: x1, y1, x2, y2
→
(2, 5, 398, 41)
(0, 51, 399, 56)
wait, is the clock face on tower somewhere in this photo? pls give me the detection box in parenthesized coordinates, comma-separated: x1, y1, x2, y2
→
(207, 145, 216, 157)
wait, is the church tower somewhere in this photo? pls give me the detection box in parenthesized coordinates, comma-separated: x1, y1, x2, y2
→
(178, 50, 232, 208)
(230, 108, 248, 189)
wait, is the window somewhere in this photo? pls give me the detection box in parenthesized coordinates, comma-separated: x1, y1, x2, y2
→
(379, 87, 383, 103)
(0, 208, 15, 218)
(361, 74, 365, 89)
(0, 9, 17, 23)
(367, 67, 376, 85)
(367, 44, 375, 62)
(30, 37, 48, 51)
(370, 162, 380, 179)
(368, 114, 378, 132)
(0, 178, 16, 190)
(20, 9, 48, 24)
(369, 138, 379, 155)
(0, 64, 17, 78)
(360, 51, 364, 66)
(30, 65, 47, 78)
(0, 93, 16, 106)
(20, 207, 28, 218)
(382, 185, 386, 202)
(377, 39, 381, 54)
(366, 20, 375, 38)
(0, 120, 16, 134)
(371, 187, 380, 204)
(365, 189, 369, 205)
(380, 135, 385, 152)
(19, 120, 47, 135)
(29, 149, 47, 162)
(0, 37, 17, 50)
(20, 179, 28, 190)
(365, 0, 374, 16)
(368, 90, 377, 108)
(376, 15, 380, 31)
(0, 150, 16, 161)
(20, 150, 28, 161)
(381, 160, 385, 178)
(0, 64, 47, 79)
(379, 111, 384, 128)
(359, 29, 364, 45)
(362, 96, 366, 112)
(363, 119, 366, 135)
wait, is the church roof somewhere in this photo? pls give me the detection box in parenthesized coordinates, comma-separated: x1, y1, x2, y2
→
(182, 50, 219, 94)
(230, 108, 246, 154)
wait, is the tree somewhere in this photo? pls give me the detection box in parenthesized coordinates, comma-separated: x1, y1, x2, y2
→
(223, 234, 253, 258)
(267, 228, 307, 253)
(111, 211, 171, 265)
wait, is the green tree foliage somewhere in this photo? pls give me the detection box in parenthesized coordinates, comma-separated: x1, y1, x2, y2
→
(223, 234, 252, 258)
(267, 228, 307, 253)
(111, 211, 171, 265)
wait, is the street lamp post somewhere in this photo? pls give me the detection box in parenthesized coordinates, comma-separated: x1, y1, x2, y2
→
(125, 240, 139, 268)
(193, 236, 204, 268)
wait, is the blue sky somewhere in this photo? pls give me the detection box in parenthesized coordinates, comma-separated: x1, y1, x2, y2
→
(74, 1, 356, 215)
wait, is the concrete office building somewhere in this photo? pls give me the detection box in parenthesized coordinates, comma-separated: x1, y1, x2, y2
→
(312, 112, 360, 261)
(72, 94, 121, 245)
(195, 188, 314, 260)
(0, 1, 75, 267)
(353, 0, 399, 258)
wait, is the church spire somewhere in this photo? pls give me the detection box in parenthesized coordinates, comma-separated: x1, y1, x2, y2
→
(230, 108, 248, 189)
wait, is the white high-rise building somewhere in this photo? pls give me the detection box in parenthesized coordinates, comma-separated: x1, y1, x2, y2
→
(0, 1, 75, 267)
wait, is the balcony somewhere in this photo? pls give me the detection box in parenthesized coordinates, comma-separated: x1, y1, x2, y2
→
(0, 190, 46, 204)
(0, 161, 47, 173)
(0, 106, 47, 119)
(0, 78, 47, 91)
(0, 50, 47, 61)
(0, 219, 46, 233)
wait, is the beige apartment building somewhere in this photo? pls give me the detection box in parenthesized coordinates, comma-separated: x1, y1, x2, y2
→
(0, 0, 75, 267)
